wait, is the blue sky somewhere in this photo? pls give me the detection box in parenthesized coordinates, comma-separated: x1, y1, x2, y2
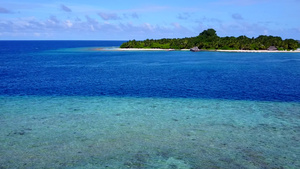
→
(0, 0, 299, 40)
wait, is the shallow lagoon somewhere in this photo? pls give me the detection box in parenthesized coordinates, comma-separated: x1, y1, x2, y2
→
(0, 41, 300, 168)
(1, 96, 299, 168)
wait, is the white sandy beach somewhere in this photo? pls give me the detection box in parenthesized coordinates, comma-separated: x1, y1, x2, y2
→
(116, 48, 178, 51)
(215, 49, 300, 53)
(92, 48, 188, 51)
(91, 47, 300, 52)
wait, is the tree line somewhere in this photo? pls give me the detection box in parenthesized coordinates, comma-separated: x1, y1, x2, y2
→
(120, 29, 299, 50)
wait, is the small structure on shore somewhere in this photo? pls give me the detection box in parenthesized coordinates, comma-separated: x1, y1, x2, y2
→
(267, 46, 277, 51)
(190, 47, 201, 52)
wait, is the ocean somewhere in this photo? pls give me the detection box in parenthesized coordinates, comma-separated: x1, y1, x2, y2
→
(0, 41, 299, 168)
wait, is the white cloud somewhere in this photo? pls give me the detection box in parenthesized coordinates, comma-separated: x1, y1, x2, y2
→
(143, 23, 154, 31)
(0, 17, 194, 39)
(217, 21, 269, 38)
(177, 13, 191, 20)
(123, 12, 139, 19)
(48, 16, 59, 24)
(90, 25, 95, 31)
(98, 12, 120, 20)
(212, 0, 269, 6)
(232, 13, 243, 20)
(65, 20, 73, 28)
(61, 4, 72, 12)
(0, 7, 12, 13)
(0, 11, 298, 40)
(34, 32, 41, 36)
(131, 12, 139, 19)
(85, 15, 98, 24)
(172, 23, 181, 29)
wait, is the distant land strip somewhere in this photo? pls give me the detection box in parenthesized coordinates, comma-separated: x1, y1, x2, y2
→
(120, 29, 300, 51)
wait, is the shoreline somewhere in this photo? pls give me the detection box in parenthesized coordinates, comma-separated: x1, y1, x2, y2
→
(215, 49, 300, 53)
(92, 47, 300, 53)
(92, 47, 189, 51)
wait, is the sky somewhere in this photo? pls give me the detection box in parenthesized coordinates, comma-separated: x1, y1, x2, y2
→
(0, 0, 299, 40)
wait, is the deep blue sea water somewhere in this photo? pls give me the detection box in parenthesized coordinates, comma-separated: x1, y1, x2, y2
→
(0, 41, 299, 168)
(1, 41, 299, 101)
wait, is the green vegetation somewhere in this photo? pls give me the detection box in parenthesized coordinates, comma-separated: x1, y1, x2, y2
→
(120, 29, 299, 50)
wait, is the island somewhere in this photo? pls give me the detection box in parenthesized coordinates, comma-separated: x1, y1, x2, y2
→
(120, 29, 300, 51)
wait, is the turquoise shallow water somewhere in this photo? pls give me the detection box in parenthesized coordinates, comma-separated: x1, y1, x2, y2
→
(1, 96, 299, 168)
